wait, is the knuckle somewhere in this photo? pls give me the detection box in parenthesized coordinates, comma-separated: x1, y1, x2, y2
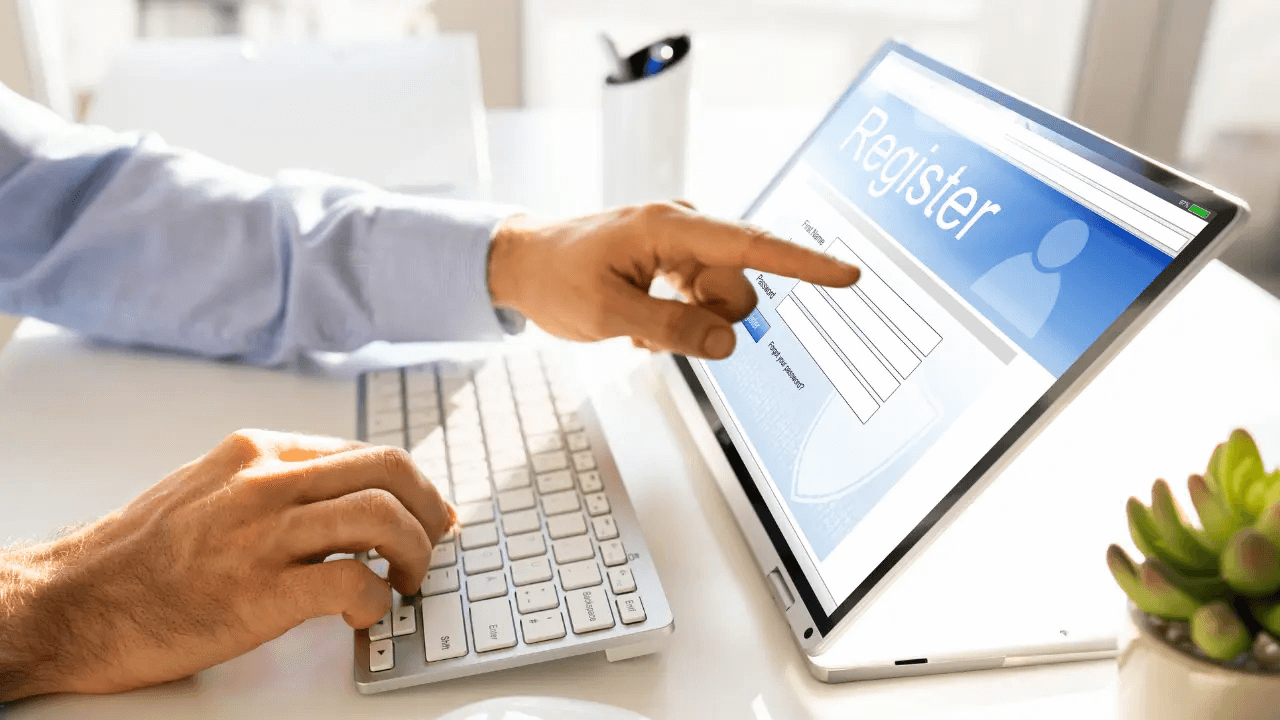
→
(378, 446, 415, 479)
(220, 429, 263, 463)
(359, 488, 404, 525)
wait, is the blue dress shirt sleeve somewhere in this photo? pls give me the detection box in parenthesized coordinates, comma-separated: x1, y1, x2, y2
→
(0, 82, 523, 365)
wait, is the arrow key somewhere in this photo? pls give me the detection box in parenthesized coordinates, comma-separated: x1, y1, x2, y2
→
(369, 638, 394, 672)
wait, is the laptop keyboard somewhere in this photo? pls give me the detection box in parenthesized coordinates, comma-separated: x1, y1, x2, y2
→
(354, 348, 673, 691)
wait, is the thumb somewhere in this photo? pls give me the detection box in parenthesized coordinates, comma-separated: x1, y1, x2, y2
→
(602, 282, 738, 359)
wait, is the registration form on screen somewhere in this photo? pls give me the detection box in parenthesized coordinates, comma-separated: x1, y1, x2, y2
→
(702, 51, 1210, 611)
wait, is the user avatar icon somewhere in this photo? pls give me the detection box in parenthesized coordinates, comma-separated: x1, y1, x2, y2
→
(971, 218, 1089, 338)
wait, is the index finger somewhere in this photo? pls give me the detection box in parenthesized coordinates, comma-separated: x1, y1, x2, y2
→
(252, 445, 456, 544)
(656, 210, 860, 287)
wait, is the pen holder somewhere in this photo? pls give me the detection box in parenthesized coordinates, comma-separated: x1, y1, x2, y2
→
(602, 34, 692, 208)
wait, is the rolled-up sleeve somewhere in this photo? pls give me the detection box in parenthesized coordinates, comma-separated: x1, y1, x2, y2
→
(0, 82, 522, 365)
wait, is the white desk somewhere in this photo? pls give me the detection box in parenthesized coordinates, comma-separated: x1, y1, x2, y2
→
(3, 110, 1280, 719)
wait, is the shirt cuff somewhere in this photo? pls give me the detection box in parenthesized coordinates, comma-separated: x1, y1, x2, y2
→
(367, 196, 524, 343)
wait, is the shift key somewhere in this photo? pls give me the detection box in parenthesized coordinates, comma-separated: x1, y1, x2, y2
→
(422, 594, 468, 661)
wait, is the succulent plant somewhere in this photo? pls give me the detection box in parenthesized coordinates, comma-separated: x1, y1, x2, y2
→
(1109, 429, 1280, 666)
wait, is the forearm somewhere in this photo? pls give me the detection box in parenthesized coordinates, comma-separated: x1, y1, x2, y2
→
(0, 82, 521, 364)
(0, 542, 63, 701)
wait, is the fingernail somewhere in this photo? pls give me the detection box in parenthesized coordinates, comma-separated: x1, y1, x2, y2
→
(703, 327, 735, 358)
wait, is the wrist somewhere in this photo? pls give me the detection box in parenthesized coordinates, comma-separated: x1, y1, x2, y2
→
(488, 214, 535, 314)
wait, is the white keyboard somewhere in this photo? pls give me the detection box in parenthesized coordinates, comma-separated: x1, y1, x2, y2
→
(353, 348, 674, 693)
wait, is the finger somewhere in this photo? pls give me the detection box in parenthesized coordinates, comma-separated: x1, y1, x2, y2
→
(686, 267, 759, 322)
(261, 433, 369, 463)
(279, 558, 390, 629)
(671, 199, 696, 211)
(653, 211, 860, 287)
(276, 489, 432, 596)
(219, 429, 368, 465)
(257, 446, 455, 544)
(602, 281, 737, 359)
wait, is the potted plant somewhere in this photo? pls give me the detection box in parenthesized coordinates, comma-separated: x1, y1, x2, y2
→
(1109, 429, 1280, 719)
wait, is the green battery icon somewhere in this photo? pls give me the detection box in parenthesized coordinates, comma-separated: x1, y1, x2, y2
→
(1189, 204, 1210, 219)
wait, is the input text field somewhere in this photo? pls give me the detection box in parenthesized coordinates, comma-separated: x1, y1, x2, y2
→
(828, 240, 942, 356)
(777, 295, 880, 424)
(793, 283, 900, 402)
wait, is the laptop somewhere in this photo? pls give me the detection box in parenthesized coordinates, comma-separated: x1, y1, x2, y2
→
(659, 41, 1248, 682)
(346, 41, 1247, 691)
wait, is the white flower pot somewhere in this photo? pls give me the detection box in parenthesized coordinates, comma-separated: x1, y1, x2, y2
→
(1118, 603, 1280, 719)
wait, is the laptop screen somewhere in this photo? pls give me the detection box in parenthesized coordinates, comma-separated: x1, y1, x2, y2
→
(696, 48, 1213, 618)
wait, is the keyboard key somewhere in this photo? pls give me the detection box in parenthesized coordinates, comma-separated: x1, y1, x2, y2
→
(521, 610, 567, 644)
(515, 581, 559, 614)
(392, 595, 416, 636)
(504, 530, 544, 558)
(489, 451, 528, 472)
(366, 429, 405, 448)
(584, 492, 610, 517)
(522, 415, 561, 437)
(446, 426, 484, 447)
(493, 467, 531, 490)
(455, 502, 495, 526)
(531, 450, 569, 474)
(558, 559, 602, 591)
(454, 481, 492, 504)
(572, 451, 597, 472)
(592, 515, 618, 540)
(406, 364, 437, 392)
(422, 594, 468, 662)
(369, 638, 394, 672)
(566, 587, 614, 634)
(547, 512, 587, 539)
(497, 487, 536, 513)
(447, 442, 487, 464)
(366, 557, 390, 579)
(511, 556, 554, 586)
(466, 570, 509, 601)
(407, 407, 440, 428)
(460, 523, 499, 550)
(410, 433, 446, 459)
(368, 610, 392, 641)
(526, 433, 563, 453)
(553, 535, 594, 564)
(560, 413, 584, 432)
(470, 597, 517, 653)
(608, 566, 636, 594)
(577, 470, 604, 494)
(601, 539, 627, 567)
(541, 490, 580, 516)
(566, 431, 590, 452)
(536, 470, 574, 494)
(452, 463, 490, 484)
(463, 547, 504, 574)
(429, 541, 457, 569)
(502, 509, 540, 536)
(422, 567, 460, 596)
(616, 594, 646, 625)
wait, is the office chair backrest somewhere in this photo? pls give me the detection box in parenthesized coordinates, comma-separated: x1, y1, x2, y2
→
(87, 36, 491, 199)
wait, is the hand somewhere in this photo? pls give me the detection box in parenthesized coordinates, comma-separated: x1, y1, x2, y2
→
(487, 201, 860, 359)
(0, 430, 454, 699)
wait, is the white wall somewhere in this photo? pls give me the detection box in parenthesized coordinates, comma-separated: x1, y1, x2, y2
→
(523, 0, 1090, 114)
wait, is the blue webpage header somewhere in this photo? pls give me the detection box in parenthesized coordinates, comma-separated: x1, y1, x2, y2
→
(799, 84, 1172, 377)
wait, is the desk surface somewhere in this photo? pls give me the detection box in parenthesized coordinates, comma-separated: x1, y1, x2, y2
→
(3, 110, 1279, 719)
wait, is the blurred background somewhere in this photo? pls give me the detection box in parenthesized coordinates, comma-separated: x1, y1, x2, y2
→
(1, 0, 1277, 343)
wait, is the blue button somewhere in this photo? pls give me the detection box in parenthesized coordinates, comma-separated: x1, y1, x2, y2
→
(743, 307, 770, 342)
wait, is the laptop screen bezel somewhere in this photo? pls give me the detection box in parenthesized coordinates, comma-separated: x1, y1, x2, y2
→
(675, 40, 1241, 637)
